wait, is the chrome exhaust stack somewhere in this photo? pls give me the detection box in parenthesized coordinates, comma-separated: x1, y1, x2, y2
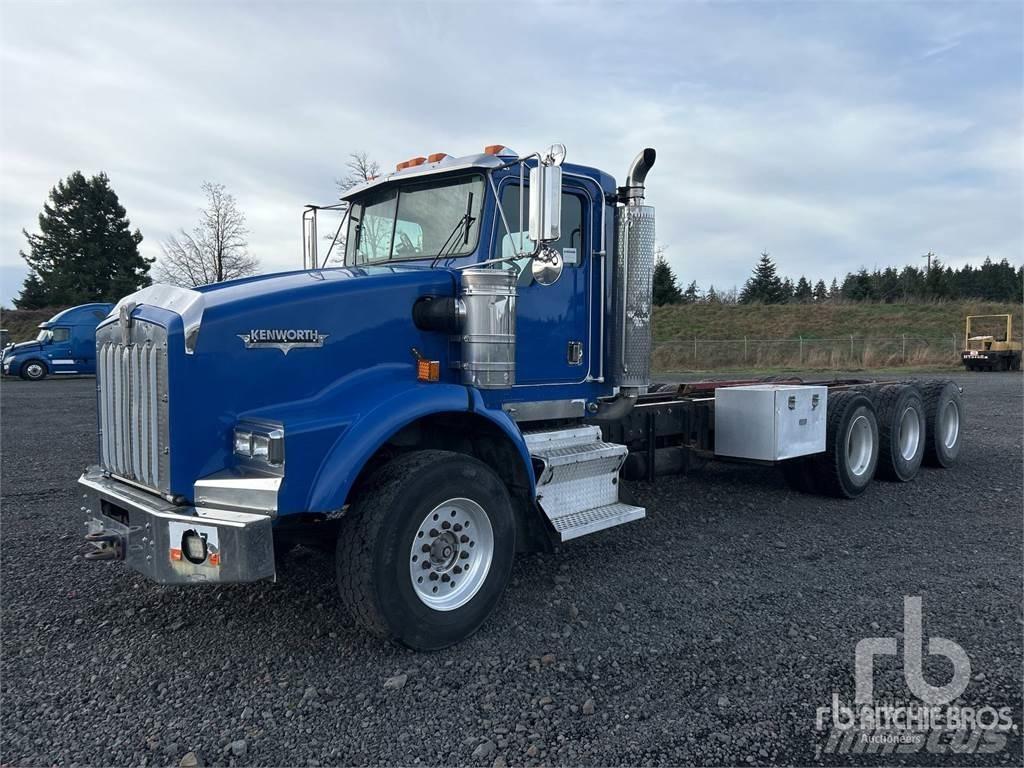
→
(609, 148, 657, 398)
(621, 148, 657, 206)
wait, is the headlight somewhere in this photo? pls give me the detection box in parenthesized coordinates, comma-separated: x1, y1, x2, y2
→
(252, 433, 270, 460)
(233, 430, 253, 456)
(233, 425, 284, 466)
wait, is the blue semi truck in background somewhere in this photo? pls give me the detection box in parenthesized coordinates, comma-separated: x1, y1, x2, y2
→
(3, 303, 113, 380)
(77, 144, 965, 649)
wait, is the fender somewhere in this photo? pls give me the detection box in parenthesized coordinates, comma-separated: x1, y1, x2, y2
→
(241, 364, 535, 515)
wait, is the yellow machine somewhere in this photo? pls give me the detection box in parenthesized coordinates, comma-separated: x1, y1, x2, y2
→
(961, 314, 1022, 371)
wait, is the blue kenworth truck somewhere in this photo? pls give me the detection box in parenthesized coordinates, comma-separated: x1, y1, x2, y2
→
(79, 144, 964, 649)
(3, 303, 113, 380)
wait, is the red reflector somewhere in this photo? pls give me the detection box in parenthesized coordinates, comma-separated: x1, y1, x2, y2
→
(427, 152, 448, 163)
(484, 144, 506, 155)
(170, 548, 182, 561)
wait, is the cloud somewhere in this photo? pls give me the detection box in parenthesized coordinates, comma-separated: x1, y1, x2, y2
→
(0, 1, 1020, 306)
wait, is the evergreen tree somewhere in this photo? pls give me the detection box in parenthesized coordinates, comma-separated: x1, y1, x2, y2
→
(739, 251, 787, 304)
(812, 279, 827, 302)
(651, 250, 683, 306)
(781, 277, 794, 303)
(681, 280, 701, 304)
(924, 257, 952, 299)
(828, 277, 840, 302)
(842, 268, 876, 301)
(16, 171, 150, 308)
(705, 285, 720, 304)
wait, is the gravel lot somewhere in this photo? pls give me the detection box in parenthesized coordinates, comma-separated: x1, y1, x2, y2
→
(2, 372, 1021, 766)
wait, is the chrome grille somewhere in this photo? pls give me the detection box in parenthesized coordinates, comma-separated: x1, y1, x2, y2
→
(96, 320, 169, 494)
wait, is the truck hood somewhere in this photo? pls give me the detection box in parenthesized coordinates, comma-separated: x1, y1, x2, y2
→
(121, 265, 459, 499)
(3, 341, 42, 357)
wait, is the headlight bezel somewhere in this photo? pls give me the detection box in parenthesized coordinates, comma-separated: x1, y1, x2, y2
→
(232, 423, 284, 467)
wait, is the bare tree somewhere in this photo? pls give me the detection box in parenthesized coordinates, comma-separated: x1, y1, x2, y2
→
(155, 182, 258, 287)
(323, 152, 382, 264)
(336, 152, 381, 192)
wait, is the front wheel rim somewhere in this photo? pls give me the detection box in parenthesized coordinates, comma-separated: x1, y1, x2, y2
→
(898, 406, 921, 461)
(846, 414, 874, 477)
(941, 400, 960, 449)
(409, 497, 494, 611)
(26, 363, 43, 378)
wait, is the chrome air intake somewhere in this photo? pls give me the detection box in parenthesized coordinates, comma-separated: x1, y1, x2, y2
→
(459, 269, 517, 389)
(610, 148, 656, 393)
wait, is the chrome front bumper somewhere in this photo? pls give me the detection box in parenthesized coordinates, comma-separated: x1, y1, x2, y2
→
(78, 466, 275, 584)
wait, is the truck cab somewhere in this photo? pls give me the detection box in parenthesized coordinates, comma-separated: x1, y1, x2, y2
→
(3, 303, 113, 380)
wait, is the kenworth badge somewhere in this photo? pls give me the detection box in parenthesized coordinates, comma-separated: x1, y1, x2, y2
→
(237, 329, 328, 354)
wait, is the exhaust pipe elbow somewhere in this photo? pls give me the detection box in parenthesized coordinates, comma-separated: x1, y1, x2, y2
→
(590, 390, 639, 422)
(622, 148, 657, 205)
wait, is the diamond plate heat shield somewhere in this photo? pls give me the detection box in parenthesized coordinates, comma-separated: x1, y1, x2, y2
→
(611, 205, 655, 390)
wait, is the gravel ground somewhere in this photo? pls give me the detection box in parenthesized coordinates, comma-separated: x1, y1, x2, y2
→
(1, 372, 1021, 766)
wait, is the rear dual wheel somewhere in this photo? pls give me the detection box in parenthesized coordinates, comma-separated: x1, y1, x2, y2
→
(875, 385, 926, 482)
(336, 450, 516, 650)
(922, 380, 963, 468)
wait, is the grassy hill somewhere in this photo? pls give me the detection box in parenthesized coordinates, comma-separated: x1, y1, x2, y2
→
(0, 307, 62, 344)
(653, 300, 1022, 341)
(652, 300, 1022, 371)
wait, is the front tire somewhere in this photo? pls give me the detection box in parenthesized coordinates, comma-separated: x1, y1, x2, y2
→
(20, 360, 47, 381)
(336, 450, 516, 650)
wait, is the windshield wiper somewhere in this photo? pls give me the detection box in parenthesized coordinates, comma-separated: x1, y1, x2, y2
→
(430, 192, 475, 268)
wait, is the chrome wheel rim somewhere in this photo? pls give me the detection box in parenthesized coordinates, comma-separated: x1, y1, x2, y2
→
(25, 363, 43, 378)
(941, 400, 960, 449)
(409, 497, 493, 611)
(898, 406, 921, 461)
(846, 414, 874, 477)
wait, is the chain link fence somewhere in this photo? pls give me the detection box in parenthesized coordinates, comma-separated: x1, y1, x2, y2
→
(652, 335, 962, 372)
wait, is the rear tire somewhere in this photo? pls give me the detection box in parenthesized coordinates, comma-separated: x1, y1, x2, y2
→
(336, 450, 516, 650)
(921, 380, 963, 468)
(875, 385, 926, 482)
(20, 360, 47, 381)
(808, 390, 879, 498)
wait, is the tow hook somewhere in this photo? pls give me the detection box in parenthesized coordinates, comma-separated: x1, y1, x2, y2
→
(84, 530, 125, 561)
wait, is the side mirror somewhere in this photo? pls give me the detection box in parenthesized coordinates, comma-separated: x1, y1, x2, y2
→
(531, 247, 563, 286)
(528, 164, 562, 243)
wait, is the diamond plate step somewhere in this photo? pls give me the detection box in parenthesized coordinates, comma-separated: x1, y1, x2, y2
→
(524, 425, 646, 542)
(551, 502, 647, 541)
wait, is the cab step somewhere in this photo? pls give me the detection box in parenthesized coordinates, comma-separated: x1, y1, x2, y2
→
(524, 426, 645, 541)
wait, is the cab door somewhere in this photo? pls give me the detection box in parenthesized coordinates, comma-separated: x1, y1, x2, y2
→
(496, 181, 592, 385)
(45, 326, 77, 374)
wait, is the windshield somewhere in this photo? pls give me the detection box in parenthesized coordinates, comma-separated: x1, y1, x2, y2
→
(35, 329, 52, 343)
(344, 175, 484, 266)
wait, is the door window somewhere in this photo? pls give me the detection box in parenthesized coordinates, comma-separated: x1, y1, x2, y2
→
(51, 328, 70, 343)
(499, 187, 584, 282)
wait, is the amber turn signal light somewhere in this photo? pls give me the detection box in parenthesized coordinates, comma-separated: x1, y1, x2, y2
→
(417, 359, 440, 382)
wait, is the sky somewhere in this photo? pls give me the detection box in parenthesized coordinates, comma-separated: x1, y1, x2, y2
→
(1, 1, 1021, 306)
